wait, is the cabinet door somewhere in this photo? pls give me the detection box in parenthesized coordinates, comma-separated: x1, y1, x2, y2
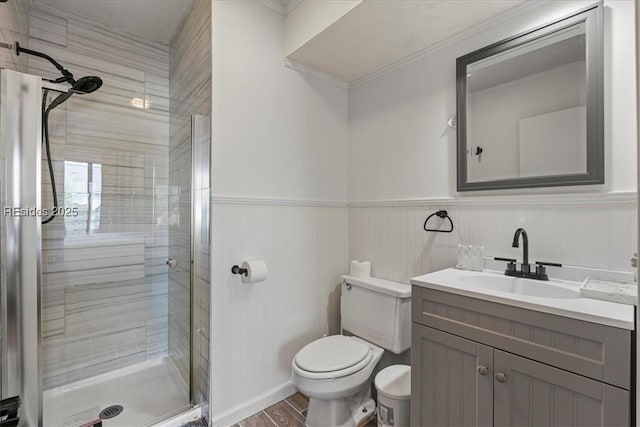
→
(411, 324, 493, 427)
(493, 350, 629, 427)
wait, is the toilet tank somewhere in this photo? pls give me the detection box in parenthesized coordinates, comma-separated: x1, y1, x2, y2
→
(340, 275, 411, 354)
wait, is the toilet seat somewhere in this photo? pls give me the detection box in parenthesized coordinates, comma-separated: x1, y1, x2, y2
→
(293, 336, 373, 380)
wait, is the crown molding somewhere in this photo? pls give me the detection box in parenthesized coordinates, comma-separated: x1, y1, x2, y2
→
(256, 0, 300, 17)
(349, 1, 549, 88)
(284, 59, 349, 89)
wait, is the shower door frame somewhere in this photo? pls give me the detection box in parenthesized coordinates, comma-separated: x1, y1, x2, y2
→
(189, 113, 211, 410)
(0, 68, 44, 427)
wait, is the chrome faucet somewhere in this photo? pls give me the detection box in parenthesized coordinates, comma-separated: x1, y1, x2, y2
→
(495, 228, 562, 281)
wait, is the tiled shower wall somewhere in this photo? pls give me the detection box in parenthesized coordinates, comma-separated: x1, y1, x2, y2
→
(169, 0, 212, 410)
(29, 5, 172, 389)
(349, 197, 637, 284)
(0, 0, 29, 72)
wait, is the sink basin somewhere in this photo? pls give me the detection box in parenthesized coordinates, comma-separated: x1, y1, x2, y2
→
(459, 274, 580, 299)
(411, 268, 635, 330)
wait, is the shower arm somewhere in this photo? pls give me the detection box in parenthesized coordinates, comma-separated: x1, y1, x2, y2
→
(15, 41, 75, 84)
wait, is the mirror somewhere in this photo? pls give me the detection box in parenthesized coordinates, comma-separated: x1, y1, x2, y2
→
(456, 5, 603, 191)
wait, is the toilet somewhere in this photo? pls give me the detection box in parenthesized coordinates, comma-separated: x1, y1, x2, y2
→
(292, 275, 411, 427)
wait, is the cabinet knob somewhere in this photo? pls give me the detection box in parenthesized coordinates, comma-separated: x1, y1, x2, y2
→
(477, 365, 488, 376)
(495, 372, 507, 383)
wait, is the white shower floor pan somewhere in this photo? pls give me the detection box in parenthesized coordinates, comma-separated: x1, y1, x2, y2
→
(43, 357, 195, 427)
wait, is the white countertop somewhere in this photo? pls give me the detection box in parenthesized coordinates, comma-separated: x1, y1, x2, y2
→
(410, 268, 635, 330)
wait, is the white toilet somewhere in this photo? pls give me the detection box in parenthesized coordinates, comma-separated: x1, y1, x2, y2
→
(292, 275, 411, 427)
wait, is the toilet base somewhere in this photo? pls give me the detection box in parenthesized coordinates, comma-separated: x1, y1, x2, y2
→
(305, 391, 376, 427)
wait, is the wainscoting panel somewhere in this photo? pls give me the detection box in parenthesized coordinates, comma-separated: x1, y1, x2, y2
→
(349, 197, 637, 284)
(211, 201, 347, 425)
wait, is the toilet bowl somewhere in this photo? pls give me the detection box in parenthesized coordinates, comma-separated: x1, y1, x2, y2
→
(292, 335, 383, 427)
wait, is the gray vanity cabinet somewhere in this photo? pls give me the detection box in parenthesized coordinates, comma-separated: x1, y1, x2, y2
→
(411, 286, 632, 427)
(493, 350, 629, 427)
(411, 324, 493, 426)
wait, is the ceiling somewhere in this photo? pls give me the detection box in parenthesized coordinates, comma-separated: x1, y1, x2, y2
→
(288, 0, 526, 83)
(260, 0, 300, 16)
(31, 0, 195, 44)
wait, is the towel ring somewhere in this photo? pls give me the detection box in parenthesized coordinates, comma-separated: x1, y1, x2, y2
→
(423, 210, 454, 233)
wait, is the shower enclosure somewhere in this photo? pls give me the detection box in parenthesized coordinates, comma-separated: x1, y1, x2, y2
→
(0, 1, 211, 425)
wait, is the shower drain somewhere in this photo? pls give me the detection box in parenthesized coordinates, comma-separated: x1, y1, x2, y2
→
(99, 405, 124, 420)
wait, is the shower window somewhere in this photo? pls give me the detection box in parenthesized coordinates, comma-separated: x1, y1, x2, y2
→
(63, 161, 102, 234)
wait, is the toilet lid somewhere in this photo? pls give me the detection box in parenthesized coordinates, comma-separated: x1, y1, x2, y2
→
(295, 335, 370, 373)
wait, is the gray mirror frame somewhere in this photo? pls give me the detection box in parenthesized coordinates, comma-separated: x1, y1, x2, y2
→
(456, 3, 604, 191)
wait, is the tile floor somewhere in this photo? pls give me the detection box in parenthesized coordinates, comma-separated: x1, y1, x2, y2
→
(234, 393, 377, 427)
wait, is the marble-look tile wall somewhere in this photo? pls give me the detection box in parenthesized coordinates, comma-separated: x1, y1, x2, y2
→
(0, 0, 29, 72)
(169, 0, 212, 412)
(28, 4, 172, 389)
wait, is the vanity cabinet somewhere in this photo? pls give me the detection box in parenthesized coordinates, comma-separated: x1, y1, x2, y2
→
(411, 286, 632, 427)
(493, 350, 628, 426)
(411, 325, 493, 426)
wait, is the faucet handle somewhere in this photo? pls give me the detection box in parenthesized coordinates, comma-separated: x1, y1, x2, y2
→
(535, 261, 563, 268)
(534, 261, 562, 279)
(494, 257, 517, 273)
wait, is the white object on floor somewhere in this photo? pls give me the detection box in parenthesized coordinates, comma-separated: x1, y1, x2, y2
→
(375, 365, 411, 427)
(44, 357, 192, 427)
(456, 244, 484, 271)
(580, 277, 638, 305)
(350, 260, 372, 278)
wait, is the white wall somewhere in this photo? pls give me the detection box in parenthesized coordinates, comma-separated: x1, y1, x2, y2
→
(347, 1, 637, 283)
(212, 0, 348, 201)
(348, 0, 637, 201)
(211, 1, 348, 424)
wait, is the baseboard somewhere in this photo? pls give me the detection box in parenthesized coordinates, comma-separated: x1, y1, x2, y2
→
(212, 381, 297, 427)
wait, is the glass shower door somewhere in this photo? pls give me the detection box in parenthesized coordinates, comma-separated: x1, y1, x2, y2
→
(38, 91, 193, 425)
(35, 110, 210, 427)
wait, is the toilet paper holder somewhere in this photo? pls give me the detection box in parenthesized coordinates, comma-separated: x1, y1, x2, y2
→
(231, 265, 248, 276)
